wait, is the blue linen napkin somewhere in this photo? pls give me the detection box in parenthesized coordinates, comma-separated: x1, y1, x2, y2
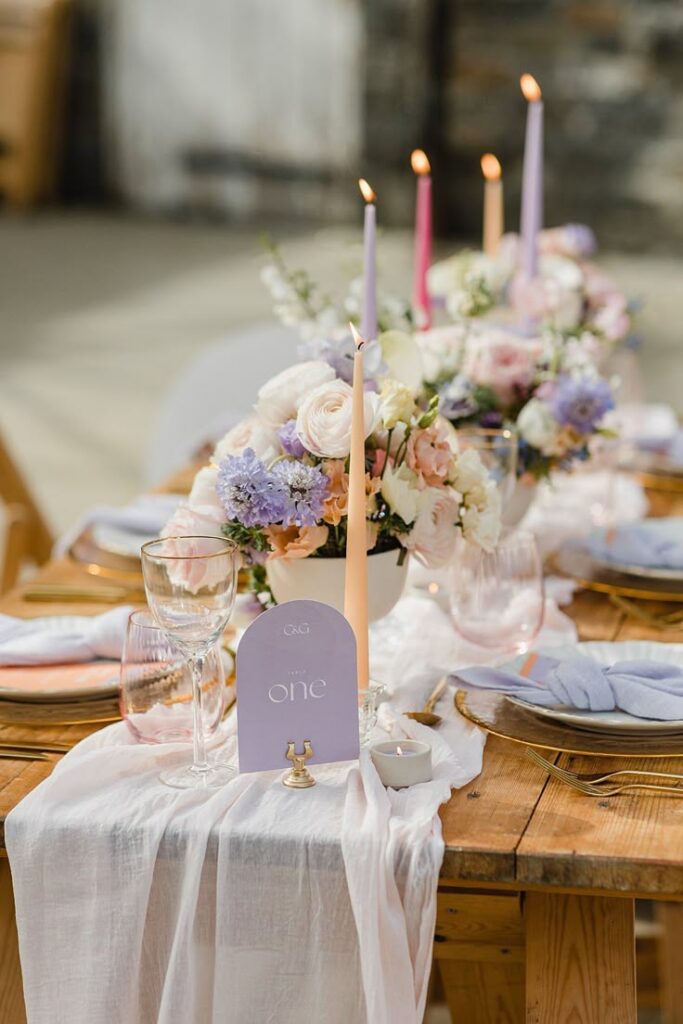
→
(456, 654, 683, 721)
(585, 523, 683, 570)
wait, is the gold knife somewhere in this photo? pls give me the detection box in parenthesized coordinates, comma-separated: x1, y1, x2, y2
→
(22, 584, 146, 603)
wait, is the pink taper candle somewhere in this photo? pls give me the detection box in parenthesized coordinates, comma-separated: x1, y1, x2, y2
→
(519, 74, 543, 280)
(345, 323, 370, 689)
(411, 149, 432, 329)
(358, 178, 377, 340)
(481, 153, 504, 258)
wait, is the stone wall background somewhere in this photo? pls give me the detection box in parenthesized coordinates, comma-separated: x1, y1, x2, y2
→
(365, 0, 683, 251)
(61, 0, 683, 251)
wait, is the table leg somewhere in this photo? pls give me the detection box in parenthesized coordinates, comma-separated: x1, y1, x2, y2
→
(0, 859, 26, 1024)
(657, 902, 683, 1024)
(525, 892, 636, 1024)
(434, 890, 524, 1023)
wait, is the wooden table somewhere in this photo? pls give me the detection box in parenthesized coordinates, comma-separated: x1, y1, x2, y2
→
(1, 483, 683, 1023)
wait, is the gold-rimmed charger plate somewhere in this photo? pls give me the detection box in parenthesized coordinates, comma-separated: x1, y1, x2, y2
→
(550, 546, 683, 603)
(455, 688, 683, 758)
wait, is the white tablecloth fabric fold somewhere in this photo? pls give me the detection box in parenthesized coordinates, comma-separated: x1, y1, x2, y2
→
(6, 595, 575, 1024)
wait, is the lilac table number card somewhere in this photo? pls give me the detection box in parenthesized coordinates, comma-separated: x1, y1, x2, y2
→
(236, 599, 360, 772)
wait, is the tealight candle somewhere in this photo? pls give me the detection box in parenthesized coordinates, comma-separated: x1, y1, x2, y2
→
(370, 740, 432, 788)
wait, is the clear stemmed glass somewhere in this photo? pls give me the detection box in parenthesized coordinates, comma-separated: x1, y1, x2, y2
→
(456, 428, 518, 505)
(449, 529, 544, 657)
(120, 609, 227, 745)
(141, 536, 238, 788)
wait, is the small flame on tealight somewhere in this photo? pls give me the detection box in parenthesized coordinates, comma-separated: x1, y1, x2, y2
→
(410, 149, 431, 176)
(520, 73, 542, 102)
(358, 178, 376, 204)
(396, 745, 404, 757)
(480, 153, 502, 182)
(349, 322, 365, 351)
(428, 582, 440, 595)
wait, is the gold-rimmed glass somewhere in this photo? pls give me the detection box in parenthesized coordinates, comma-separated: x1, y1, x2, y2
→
(456, 427, 518, 505)
(141, 536, 238, 789)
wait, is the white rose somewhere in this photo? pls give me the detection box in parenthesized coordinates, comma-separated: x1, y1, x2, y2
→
(296, 379, 380, 459)
(406, 488, 462, 568)
(187, 465, 223, 523)
(461, 501, 501, 552)
(416, 324, 466, 382)
(517, 398, 561, 456)
(380, 464, 422, 526)
(379, 379, 415, 429)
(213, 416, 280, 464)
(451, 447, 489, 496)
(255, 361, 335, 428)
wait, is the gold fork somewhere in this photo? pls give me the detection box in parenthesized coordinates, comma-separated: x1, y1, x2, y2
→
(525, 747, 683, 797)
(526, 747, 683, 785)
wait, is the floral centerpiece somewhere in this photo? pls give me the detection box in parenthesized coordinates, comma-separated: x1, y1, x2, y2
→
(427, 224, 636, 355)
(260, 233, 622, 485)
(163, 354, 501, 606)
(415, 320, 616, 481)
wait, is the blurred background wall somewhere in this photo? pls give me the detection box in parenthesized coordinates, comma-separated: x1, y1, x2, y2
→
(51, 0, 683, 250)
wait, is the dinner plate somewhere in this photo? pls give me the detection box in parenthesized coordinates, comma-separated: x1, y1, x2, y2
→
(92, 523, 158, 559)
(502, 641, 683, 735)
(0, 662, 120, 703)
(582, 518, 683, 582)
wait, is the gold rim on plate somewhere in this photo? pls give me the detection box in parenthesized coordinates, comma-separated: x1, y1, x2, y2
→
(548, 549, 683, 604)
(455, 689, 683, 758)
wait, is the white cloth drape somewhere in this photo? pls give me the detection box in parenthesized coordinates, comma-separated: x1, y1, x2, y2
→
(6, 595, 575, 1024)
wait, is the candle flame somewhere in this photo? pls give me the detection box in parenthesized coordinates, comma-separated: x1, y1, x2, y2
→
(358, 178, 376, 203)
(520, 73, 542, 102)
(480, 153, 502, 181)
(349, 322, 365, 351)
(410, 149, 431, 175)
(396, 745, 404, 757)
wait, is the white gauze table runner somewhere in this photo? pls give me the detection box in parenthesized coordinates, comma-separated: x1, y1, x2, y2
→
(7, 594, 576, 1024)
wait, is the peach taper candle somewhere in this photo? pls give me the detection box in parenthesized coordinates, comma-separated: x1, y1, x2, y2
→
(481, 153, 504, 258)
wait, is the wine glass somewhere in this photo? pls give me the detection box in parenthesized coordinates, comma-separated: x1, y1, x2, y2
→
(449, 529, 544, 657)
(141, 536, 238, 788)
(456, 427, 518, 505)
(120, 609, 227, 745)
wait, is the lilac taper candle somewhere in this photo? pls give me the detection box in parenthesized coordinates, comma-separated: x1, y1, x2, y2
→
(358, 178, 377, 340)
(519, 73, 543, 280)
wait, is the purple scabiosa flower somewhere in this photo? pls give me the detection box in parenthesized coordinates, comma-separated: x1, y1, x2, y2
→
(438, 375, 478, 422)
(278, 419, 306, 458)
(216, 448, 286, 527)
(271, 460, 329, 527)
(548, 376, 614, 434)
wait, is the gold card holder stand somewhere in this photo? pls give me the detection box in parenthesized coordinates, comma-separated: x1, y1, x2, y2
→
(283, 740, 316, 788)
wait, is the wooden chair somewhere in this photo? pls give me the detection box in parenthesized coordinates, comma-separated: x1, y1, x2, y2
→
(0, 0, 71, 207)
(0, 432, 52, 592)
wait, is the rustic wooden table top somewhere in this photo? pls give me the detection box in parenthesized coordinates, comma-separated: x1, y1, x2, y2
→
(2, 480, 683, 902)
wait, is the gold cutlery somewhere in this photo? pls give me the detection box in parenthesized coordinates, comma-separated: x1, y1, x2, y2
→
(608, 594, 683, 631)
(22, 584, 146, 604)
(0, 749, 54, 761)
(404, 676, 448, 727)
(526, 747, 683, 786)
(0, 740, 71, 754)
(526, 747, 683, 797)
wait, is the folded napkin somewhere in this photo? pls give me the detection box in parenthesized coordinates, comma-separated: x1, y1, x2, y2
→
(585, 522, 683, 570)
(618, 402, 678, 450)
(457, 654, 683, 721)
(0, 607, 133, 666)
(54, 494, 183, 557)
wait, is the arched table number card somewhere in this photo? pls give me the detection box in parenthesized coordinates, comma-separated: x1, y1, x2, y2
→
(236, 600, 360, 785)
